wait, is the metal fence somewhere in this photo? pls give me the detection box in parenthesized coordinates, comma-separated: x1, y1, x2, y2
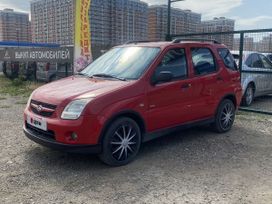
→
(169, 29, 272, 115)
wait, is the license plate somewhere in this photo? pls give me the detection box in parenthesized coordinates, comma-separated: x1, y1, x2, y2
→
(27, 115, 47, 131)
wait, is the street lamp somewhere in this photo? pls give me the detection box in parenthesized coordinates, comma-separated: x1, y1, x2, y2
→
(166, 0, 185, 41)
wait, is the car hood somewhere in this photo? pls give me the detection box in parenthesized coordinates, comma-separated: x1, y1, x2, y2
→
(31, 76, 132, 106)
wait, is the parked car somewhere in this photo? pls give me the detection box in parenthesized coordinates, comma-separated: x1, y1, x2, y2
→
(3, 61, 19, 79)
(36, 62, 57, 82)
(23, 40, 242, 166)
(232, 51, 272, 106)
(2, 61, 36, 80)
(265, 53, 272, 63)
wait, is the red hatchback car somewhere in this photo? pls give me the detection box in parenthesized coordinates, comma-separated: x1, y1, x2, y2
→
(23, 40, 242, 166)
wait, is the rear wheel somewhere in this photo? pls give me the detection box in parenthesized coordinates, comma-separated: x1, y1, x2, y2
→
(212, 99, 236, 133)
(99, 117, 141, 166)
(241, 84, 254, 106)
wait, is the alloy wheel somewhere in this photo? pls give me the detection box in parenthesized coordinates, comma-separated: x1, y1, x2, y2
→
(110, 124, 139, 162)
(220, 102, 235, 131)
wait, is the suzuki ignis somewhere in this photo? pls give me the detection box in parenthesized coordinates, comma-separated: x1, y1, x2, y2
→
(24, 40, 242, 166)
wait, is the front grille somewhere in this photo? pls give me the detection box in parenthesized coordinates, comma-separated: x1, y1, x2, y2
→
(26, 122, 55, 140)
(30, 100, 57, 117)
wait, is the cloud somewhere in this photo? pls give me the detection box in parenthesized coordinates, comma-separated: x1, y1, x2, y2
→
(235, 16, 272, 27)
(144, 0, 243, 19)
(0, 0, 30, 13)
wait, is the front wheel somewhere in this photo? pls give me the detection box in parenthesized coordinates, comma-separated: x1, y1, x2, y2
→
(212, 99, 236, 133)
(99, 117, 141, 166)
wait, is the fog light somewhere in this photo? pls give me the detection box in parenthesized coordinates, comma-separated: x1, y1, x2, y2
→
(71, 132, 78, 141)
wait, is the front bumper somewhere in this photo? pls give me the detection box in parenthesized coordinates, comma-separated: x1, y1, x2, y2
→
(23, 125, 102, 154)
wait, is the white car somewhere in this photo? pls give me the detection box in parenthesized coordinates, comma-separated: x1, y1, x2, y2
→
(232, 51, 272, 106)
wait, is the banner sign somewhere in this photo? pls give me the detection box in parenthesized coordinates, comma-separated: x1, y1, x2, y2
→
(74, 0, 92, 72)
(0, 47, 73, 63)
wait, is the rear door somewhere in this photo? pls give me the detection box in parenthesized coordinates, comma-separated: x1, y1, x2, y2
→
(188, 46, 224, 120)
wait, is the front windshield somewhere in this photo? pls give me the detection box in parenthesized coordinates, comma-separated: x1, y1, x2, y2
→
(81, 46, 160, 80)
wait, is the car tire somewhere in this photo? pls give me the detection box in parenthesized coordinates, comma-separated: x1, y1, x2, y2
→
(212, 99, 236, 133)
(241, 84, 254, 107)
(99, 117, 141, 166)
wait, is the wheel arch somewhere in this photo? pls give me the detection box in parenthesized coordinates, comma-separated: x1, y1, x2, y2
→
(219, 94, 238, 109)
(98, 110, 146, 144)
(242, 80, 256, 95)
(247, 81, 256, 93)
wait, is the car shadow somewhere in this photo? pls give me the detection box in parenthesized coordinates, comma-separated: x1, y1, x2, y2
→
(23, 124, 226, 171)
(20, 123, 271, 199)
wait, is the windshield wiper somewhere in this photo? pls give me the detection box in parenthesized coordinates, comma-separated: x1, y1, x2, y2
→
(92, 73, 126, 81)
(74, 72, 90, 77)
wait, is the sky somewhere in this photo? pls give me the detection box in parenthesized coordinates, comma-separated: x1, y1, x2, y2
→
(0, 0, 272, 30)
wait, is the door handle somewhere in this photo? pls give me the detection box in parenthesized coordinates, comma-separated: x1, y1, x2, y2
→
(181, 83, 192, 89)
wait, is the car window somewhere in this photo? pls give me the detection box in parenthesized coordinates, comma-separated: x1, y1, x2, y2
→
(191, 48, 216, 75)
(246, 54, 263, 68)
(259, 54, 272, 69)
(154, 48, 187, 79)
(267, 54, 272, 62)
(218, 48, 237, 70)
(81, 47, 160, 80)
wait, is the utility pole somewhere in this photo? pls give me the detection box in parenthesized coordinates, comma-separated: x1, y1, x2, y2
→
(166, 0, 185, 41)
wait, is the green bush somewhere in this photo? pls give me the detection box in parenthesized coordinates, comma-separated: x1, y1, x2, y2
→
(11, 77, 25, 87)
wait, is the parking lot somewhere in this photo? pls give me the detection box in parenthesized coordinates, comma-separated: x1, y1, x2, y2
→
(1, 94, 272, 204)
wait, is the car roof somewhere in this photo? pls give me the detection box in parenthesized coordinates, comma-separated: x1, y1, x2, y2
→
(117, 41, 227, 49)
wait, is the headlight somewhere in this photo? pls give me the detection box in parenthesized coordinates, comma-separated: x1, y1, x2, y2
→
(61, 98, 93, 120)
(27, 92, 34, 108)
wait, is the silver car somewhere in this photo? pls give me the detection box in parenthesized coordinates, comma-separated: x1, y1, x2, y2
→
(232, 51, 272, 106)
(265, 53, 272, 63)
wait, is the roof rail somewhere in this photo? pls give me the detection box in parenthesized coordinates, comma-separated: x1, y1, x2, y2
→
(125, 40, 151, 44)
(172, 38, 221, 44)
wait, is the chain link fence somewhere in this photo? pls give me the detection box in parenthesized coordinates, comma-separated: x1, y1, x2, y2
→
(170, 29, 272, 115)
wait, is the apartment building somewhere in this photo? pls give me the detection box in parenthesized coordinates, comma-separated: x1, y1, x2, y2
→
(0, 9, 31, 42)
(256, 34, 272, 52)
(31, 0, 75, 45)
(200, 17, 235, 49)
(233, 36, 254, 51)
(148, 5, 201, 41)
(31, 0, 148, 48)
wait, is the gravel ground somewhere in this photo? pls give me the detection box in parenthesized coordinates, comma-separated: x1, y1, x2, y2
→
(245, 95, 272, 113)
(1, 94, 272, 204)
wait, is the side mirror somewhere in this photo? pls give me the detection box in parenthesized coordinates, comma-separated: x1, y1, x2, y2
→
(153, 71, 173, 84)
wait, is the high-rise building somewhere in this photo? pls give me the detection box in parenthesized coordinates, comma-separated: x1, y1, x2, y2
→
(0, 8, 31, 42)
(148, 5, 201, 41)
(256, 34, 272, 52)
(89, 0, 148, 58)
(31, 0, 75, 45)
(200, 17, 235, 49)
(31, 0, 148, 48)
(233, 36, 254, 51)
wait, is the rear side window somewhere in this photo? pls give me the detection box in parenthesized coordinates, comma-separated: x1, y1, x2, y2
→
(259, 54, 272, 69)
(218, 48, 237, 70)
(155, 48, 187, 79)
(191, 48, 216, 75)
(246, 54, 263, 68)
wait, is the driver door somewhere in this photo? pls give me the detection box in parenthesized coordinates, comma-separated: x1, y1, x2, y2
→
(146, 47, 196, 131)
